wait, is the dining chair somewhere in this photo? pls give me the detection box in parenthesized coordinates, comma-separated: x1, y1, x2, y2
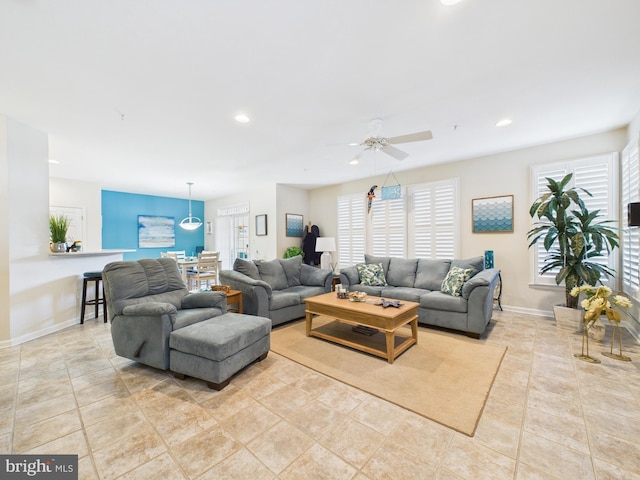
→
(166, 250, 186, 261)
(187, 251, 220, 290)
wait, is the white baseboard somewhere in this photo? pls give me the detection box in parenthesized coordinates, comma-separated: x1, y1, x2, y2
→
(498, 304, 554, 318)
(0, 317, 81, 348)
(497, 305, 639, 343)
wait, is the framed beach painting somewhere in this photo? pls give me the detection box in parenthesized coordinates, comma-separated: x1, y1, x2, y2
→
(138, 215, 176, 248)
(286, 213, 303, 237)
(472, 195, 514, 233)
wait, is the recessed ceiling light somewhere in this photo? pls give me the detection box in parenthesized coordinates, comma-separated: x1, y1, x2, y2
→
(48, 159, 60, 164)
(349, 159, 359, 165)
(441, 0, 462, 5)
(495, 118, 512, 127)
(348, 142, 360, 146)
(234, 114, 250, 123)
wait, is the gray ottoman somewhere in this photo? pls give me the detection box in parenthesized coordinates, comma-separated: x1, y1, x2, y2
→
(169, 313, 271, 390)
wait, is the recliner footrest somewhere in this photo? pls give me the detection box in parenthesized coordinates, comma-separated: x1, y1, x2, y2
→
(169, 313, 271, 390)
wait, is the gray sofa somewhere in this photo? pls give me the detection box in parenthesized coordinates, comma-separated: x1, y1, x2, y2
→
(219, 256, 333, 326)
(339, 255, 500, 338)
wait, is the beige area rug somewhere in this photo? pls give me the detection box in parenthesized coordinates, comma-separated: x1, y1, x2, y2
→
(270, 318, 507, 436)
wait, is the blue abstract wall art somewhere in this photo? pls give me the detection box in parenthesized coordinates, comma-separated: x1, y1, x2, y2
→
(472, 195, 514, 233)
(138, 215, 176, 248)
(286, 213, 303, 237)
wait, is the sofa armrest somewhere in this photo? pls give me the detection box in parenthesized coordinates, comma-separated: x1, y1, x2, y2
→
(301, 264, 333, 291)
(219, 269, 272, 317)
(339, 265, 360, 289)
(122, 302, 177, 316)
(220, 270, 273, 297)
(465, 268, 500, 335)
(182, 291, 227, 310)
(461, 268, 499, 299)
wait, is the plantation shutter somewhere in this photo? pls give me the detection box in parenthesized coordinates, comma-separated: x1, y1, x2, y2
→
(409, 180, 457, 259)
(337, 178, 458, 267)
(531, 153, 617, 286)
(370, 192, 405, 257)
(337, 194, 366, 268)
(532, 163, 569, 283)
(621, 139, 640, 295)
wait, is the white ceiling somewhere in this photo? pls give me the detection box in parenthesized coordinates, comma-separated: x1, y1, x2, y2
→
(2, 0, 640, 201)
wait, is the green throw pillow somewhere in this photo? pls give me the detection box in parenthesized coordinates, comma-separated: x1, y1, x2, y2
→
(441, 266, 473, 297)
(357, 263, 387, 286)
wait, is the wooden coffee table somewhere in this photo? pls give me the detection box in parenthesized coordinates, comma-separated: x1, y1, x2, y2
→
(304, 292, 418, 364)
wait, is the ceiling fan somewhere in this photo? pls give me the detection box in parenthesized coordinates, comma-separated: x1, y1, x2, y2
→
(351, 118, 433, 162)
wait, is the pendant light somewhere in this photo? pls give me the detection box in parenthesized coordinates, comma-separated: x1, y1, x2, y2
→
(179, 182, 203, 231)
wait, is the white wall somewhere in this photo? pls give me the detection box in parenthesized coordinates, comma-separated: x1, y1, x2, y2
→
(309, 128, 627, 316)
(0, 116, 9, 342)
(1, 116, 120, 347)
(204, 183, 279, 262)
(628, 110, 640, 142)
(276, 184, 310, 258)
(205, 183, 313, 262)
(49, 177, 102, 251)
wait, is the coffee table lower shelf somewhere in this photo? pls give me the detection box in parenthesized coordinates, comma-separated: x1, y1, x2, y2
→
(307, 318, 417, 364)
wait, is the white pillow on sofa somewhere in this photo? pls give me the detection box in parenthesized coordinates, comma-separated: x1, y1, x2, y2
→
(357, 263, 387, 286)
(441, 266, 473, 297)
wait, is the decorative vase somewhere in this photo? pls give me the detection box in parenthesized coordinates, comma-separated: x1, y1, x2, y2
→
(52, 242, 68, 253)
(553, 305, 583, 332)
(587, 318, 606, 342)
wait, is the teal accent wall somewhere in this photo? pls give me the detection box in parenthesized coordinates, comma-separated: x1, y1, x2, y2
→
(102, 190, 205, 261)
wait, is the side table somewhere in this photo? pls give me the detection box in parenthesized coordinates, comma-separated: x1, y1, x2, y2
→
(226, 289, 243, 314)
(494, 271, 503, 311)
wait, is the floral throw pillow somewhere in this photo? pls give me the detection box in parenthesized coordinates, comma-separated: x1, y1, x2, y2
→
(441, 266, 473, 297)
(357, 263, 387, 286)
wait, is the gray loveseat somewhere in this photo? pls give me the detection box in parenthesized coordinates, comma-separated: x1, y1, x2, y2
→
(219, 256, 333, 326)
(339, 255, 500, 338)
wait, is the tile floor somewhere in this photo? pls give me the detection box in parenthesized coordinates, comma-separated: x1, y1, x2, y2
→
(1, 309, 640, 479)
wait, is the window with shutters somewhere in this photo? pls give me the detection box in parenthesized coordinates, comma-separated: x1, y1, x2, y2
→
(621, 138, 640, 296)
(337, 178, 458, 268)
(530, 153, 618, 286)
(337, 194, 366, 268)
(409, 181, 457, 259)
(370, 193, 405, 257)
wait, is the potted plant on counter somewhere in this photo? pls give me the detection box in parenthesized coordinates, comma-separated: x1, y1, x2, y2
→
(49, 214, 70, 252)
(527, 173, 620, 328)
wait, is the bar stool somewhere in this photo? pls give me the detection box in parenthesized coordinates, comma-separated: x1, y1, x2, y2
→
(81, 271, 107, 324)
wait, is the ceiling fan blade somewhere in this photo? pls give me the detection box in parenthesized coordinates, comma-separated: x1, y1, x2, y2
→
(387, 130, 433, 144)
(354, 149, 367, 160)
(382, 145, 409, 161)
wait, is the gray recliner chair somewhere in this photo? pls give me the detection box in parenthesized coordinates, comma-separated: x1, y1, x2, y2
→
(103, 258, 227, 370)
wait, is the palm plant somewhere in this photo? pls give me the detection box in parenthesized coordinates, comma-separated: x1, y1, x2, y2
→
(49, 214, 70, 244)
(527, 173, 619, 308)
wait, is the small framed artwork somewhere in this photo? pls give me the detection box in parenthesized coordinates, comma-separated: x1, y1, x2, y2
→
(472, 195, 514, 233)
(286, 213, 303, 237)
(255, 214, 267, 236)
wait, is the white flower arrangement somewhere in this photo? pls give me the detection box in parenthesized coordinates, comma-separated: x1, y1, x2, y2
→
(570, 285, 632, 324)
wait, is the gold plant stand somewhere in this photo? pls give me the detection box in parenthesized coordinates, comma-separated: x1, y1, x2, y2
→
(602, 321, 632, 362)
(575, 321, 601, 363)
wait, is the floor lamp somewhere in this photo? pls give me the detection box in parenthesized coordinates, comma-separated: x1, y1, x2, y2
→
(315, 237, 336, 271)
